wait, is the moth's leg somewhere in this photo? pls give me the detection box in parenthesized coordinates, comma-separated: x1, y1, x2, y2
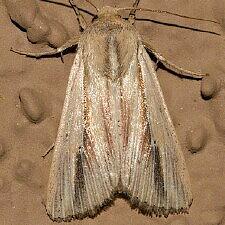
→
(69, 0, 87, 31)
(142, 38, 207, 79)
(42, 143, 55, 158)
(154, 59, 159, 71)
(11, 36, 79, 58)
(128, 0, 140, 25)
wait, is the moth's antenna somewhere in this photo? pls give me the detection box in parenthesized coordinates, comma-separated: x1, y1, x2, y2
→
(84, 0, 99, 12)
(39, 0, 97, 17)
(117, 7, 219, 25)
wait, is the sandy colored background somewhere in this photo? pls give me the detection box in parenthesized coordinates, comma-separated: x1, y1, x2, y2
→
(0, 0, 225, 224)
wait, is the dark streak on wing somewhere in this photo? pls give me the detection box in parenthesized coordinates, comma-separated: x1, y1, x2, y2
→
(152, 141, 165, 201)
(74, 148, 85, 204)
(76, 148, 85, 186)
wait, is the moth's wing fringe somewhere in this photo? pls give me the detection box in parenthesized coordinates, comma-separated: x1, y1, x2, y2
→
(47, 190, 191, 222)
(128, 192, 192, 218)
(120, 43, 192, 217)
(47, 194, 116, 222)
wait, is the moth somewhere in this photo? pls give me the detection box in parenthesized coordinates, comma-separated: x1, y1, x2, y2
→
(11, 0, 215, 222)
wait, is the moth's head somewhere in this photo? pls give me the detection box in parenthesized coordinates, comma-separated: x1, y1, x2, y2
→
(97, 6, 120, 19)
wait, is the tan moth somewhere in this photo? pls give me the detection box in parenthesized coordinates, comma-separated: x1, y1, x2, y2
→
(11, 0, 217, 222)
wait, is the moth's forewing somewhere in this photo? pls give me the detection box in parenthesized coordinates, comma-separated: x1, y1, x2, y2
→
(121, 44, 192, 215)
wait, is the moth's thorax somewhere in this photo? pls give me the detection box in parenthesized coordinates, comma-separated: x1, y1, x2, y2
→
(80, 13, 140, 81)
